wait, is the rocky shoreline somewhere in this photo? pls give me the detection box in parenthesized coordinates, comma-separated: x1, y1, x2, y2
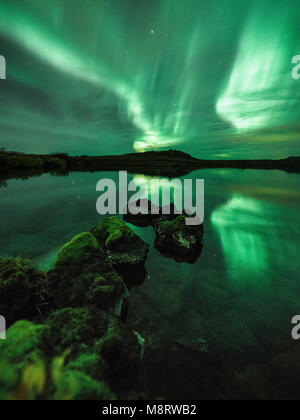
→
(0, 214, 205, 400)
(1, 213, 300, 400)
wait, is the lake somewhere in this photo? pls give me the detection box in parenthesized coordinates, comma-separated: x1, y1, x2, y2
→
(1, 169, 300, 398)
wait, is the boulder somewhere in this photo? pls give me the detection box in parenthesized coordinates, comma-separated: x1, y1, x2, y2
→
(123, 199, 162, 227)
(123, 199, 180, 228)
(0, 257, 49, 326)
(0, 320, 51, 400)
(46, 307, 145, 399)
(153, 214, 204, 263)
(46, 307, 112, 358)
(47, 233, 128, 318)
(91, 217, 149, 288)
(94, 317, 146, 399)
(54, 370, 114, 401)
(0, 319, 114, 400)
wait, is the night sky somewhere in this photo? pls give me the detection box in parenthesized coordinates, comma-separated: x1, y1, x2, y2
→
(0, 0, 300, 158)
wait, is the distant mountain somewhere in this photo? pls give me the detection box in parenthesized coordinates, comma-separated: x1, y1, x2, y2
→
(285, 156, 300, 161)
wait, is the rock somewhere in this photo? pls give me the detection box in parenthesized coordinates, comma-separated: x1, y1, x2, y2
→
(66, 353, 109, 383)
(176, 337, 208, 354)
(94, 317, 146, 398)
(0, 320, 51, 400)
(0, 257, 49, 326)
(91, 217, 149, 288)
(51, 232, 99, 268)
(153, 214, 204, 263)
(123, 199, 162, 227)
(54, 370, 114, 401)
(46, 308, 145, 399)
(0, 318, 115, 400)
(46, 307, 112, 358)
(123, 200, 204, 263)
(123, 199, 180, 228)
(47, 233, 128, 318)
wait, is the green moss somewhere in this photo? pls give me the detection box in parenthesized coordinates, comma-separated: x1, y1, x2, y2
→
(66, 353, 109, 382)
(0, 257, 48, 326)
(52, 233, 99, 268)
(87, 272, 127, 311)
(156, 214, 188, 233)
(95, 320, 145, 396)
(48, 231, 127, 310)
(54, 370, 114, 400)
(0, 320, 50, 363)
(91, 217, 149, 290)
(154, 214, 204, 263)
(0, 320, 51, 400)
(95, 319, 123, 363)
(0, 318, 115, 400)
(91, 217, 136, 252)
(46, 308, 110, 358)
(0, 362, 19, 400)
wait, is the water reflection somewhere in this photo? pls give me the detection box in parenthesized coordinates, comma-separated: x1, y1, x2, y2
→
(211, 195, 270, 283)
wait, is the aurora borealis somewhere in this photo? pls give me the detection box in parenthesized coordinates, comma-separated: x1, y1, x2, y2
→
(2, 1, 300, 402)
(0, 0, 300, 158)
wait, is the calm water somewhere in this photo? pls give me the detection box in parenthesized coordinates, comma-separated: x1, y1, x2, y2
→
(1, 169, 300, 397)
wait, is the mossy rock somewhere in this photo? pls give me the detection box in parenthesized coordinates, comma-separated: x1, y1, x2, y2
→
(52, 232, 99, 268)
(0, 318, 115, 400)
(54, 370, 114, 400)
(48, 233, 128, 315)
(94, 318, 123, 363)
(0, 257, 49, 326)
(92, 217, 136, 252)
(95, 318, 145, 397)
(86, 273, 129, 315)
(154, 214, 204, 263)
(91, 217, 149, 288)
(46, 308, 112, 359)
(66, 353, 109, 383)
(123, 199, 179, 227)
(0, 320, 51, 400)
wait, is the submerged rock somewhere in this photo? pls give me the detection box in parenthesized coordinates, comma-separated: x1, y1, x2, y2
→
(123, 200, 204, 263)
(0, 257, 49, 326)
(176, 337, 208, 354)
(47, 232, 128, 318)
(94, 317, 146, 398)
(154, 214, 204, 263)
(123, 199, 162, 227)
(123, 199, 180, 228)
(91, 217, 149, 288)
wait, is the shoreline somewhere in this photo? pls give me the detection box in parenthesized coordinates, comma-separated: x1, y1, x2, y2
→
(1, 149, 300, 181)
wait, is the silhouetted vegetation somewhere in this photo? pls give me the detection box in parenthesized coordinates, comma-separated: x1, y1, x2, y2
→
(0, 150, 300, 184)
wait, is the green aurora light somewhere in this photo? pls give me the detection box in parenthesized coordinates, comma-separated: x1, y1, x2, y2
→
(0, 0, 300, 157)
